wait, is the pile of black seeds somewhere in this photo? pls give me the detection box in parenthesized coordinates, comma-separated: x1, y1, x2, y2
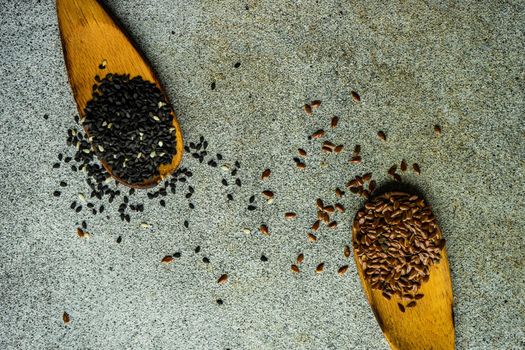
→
(55, 113, 242, 228)
(82, 73, 177, 184)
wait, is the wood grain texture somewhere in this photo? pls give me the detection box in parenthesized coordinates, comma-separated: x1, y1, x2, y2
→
(56, 0, 183, 188)
(352, 209, 455, 350)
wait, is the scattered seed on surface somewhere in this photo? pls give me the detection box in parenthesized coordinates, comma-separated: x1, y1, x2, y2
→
(434, 124, 441, 135)
(377, 131, 386, 141)
(202, 257, 210, 264)
(338, 265, 349, 276)
(311, 220, 321, 231)
(262, 190, 274, 199)
(116, 236, 122, 243)
(247, 205, 257, 211)
(415, 294, 424, 300)
(316, 198, 324, 209)
(351, 91, 361, 102)
(343, 245, 351, 258)
(216, 299, 223, 305)
(298, 148, 307, 156)
(335, 203, 345, 213)
(53, 191, 61, 197)
(261, 169, 271, 180)
(368, 180, 377, 192)
(328, 221, 338, 229)
(260, 255, 268, 262)
(161, 256, 174, 264)
(331, 116, 339, 128)
(388, 164, 397, 176)
(396, 159, 406, 172)
(407, 301, 417, 308)
(217, 274, 228, 285)
(413, 163, 421, 175)
(303, 104, 313, 115)
(291, 264, 300, 273)
(285, 212, 297, 219)
(76, 227, 88, 238)
(334, 145, 344, 154)
(311, 129, 325, 139)
(63, 312, 70, 324)
(335, 188, 344, 197)
(315, 263, 325, 273)
(398, 303, 405, 312)
(296, 162, 306, 169)
(307, 233, 317, 242)
(259, 225, 269, 236)
(173, 252, 181, 258)
(243, 228, 251, 234)
(296, 254, 304, 264)
(350, 156, 362, 164)
(311, 100, 321, 109)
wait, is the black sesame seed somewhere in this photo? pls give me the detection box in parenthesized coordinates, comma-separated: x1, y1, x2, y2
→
(123, 196, 129, 204)
(87, 203, 94, 208)
(116, 236, 122, 243)
(160, 200, 166, 207)
(99, 205, 105, 213)
(235, 178, 241, 187)
(202, 257, 210, 264)
(82, 221, 87, 229)
(53, 163, 60, 169)
(58, 153, 63, 161)
(43, 114, 49, 120)
(247, 205, 256, 211)
(185, 193, 193, 199)
(53, 191, 61, 197)
(249, 195, 255, 203)
(189, 203, 195, 209)
(216, 153, 223, 160)
(211, 81, 216, 90)
(222, 179, 228, 186)
(235, 161, 240, 168)
(173, 252, 181, 258)
(194, 246, 201, 253)
(64, 157, 72, 163)
(129, 188, 135, 195)
(59, 181, 67, 187)
(184, 220, 189, 228)
(260, 255, 268, 262)
(227, 194, 234, 201)
(231, 169, 238, 176)
(75, 206, 82, 213)
(70, 201, 77, 209)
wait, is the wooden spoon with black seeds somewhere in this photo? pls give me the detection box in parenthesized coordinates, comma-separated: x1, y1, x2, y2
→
(57, 0, 184, 188)
(351, 188, 454, 350)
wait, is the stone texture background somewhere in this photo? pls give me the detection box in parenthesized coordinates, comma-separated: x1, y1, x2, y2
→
(0, 0, 524, 349)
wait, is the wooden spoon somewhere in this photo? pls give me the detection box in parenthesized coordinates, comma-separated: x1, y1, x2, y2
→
(352, 192, 455, 350)
(56, 0, 183, 188)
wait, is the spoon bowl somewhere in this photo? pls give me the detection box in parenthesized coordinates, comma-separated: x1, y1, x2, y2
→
(56, 0, 183, 188)
(352, 187, 455, 350)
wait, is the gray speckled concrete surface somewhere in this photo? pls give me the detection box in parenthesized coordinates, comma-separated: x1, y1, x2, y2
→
(0, 0, 524, 349)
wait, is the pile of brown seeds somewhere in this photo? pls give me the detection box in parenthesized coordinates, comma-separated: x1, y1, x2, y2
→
(353, 192, 445, 306)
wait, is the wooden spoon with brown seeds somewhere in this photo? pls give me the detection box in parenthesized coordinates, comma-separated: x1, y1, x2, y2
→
(56, 0, 184, 188)
(352, 191, 454, 350)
